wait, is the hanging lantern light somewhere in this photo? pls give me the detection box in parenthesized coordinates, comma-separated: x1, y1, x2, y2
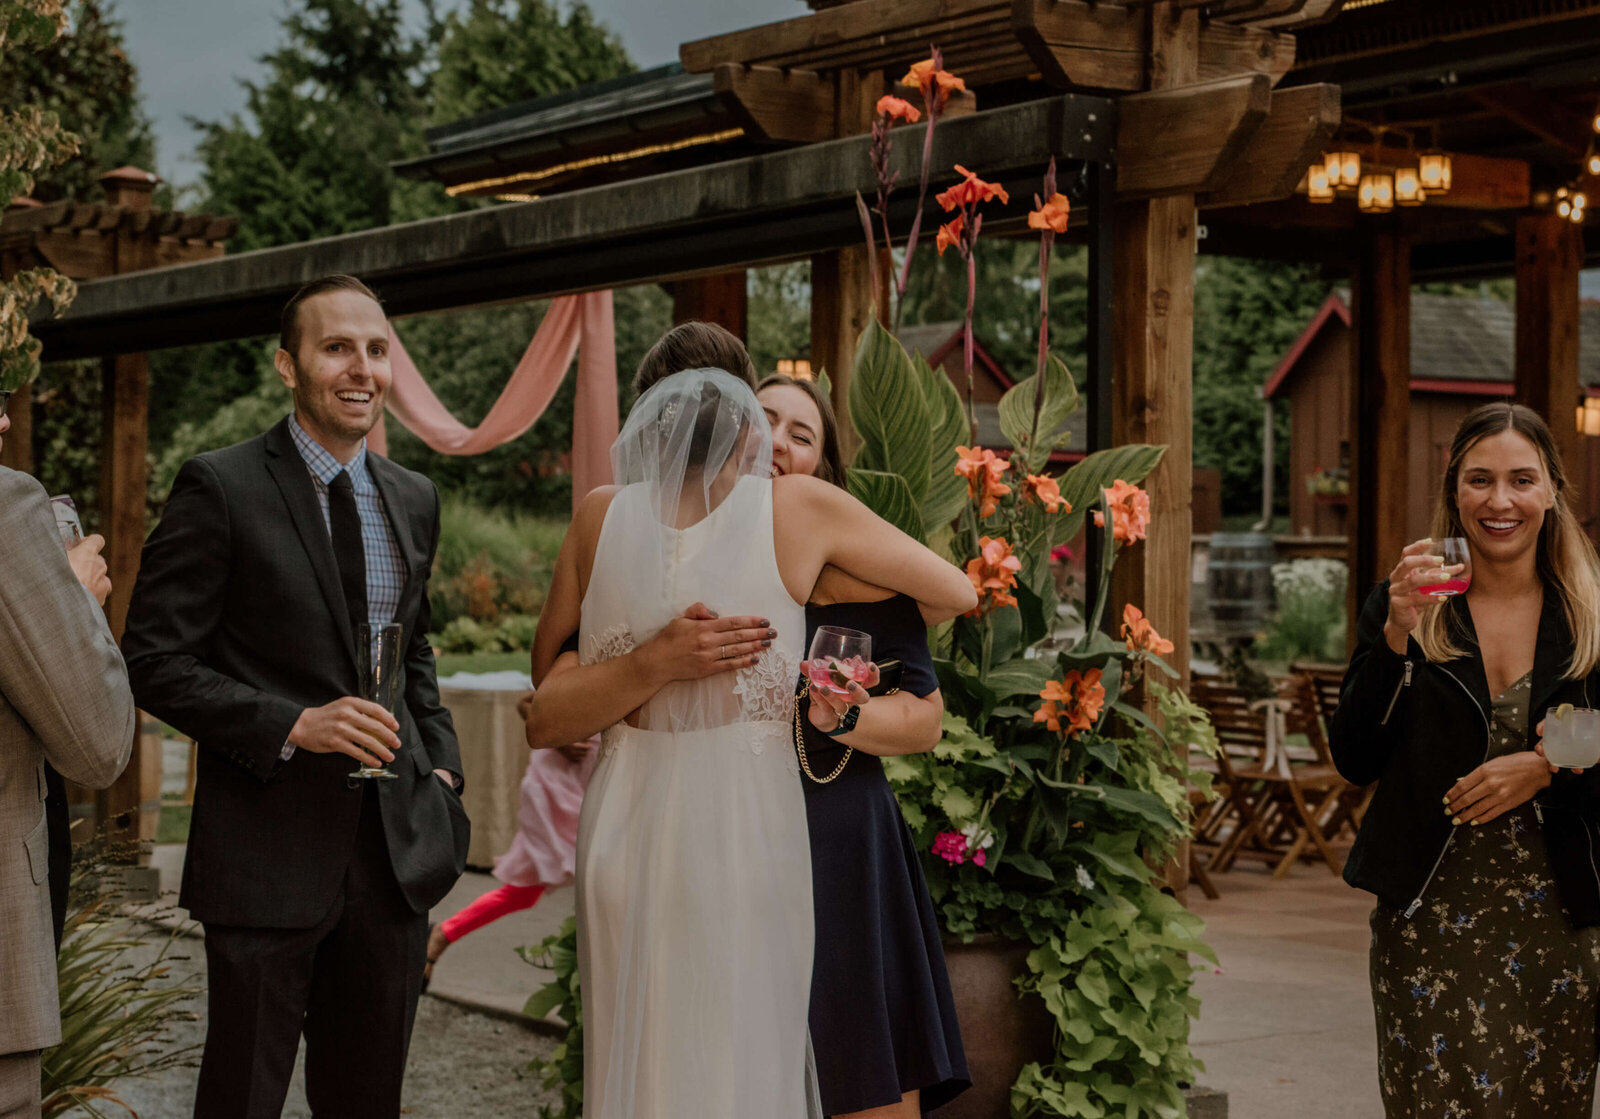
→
(1557, 186, 1573, 219)
(1306, 163, 1335, 203)
(1325, 149, 1362, 190)
(793, 359, 813, 380)
(1418, 150, 1453, 194)
(1358, 171, 1394, 214)
(1572, 191, 1589, 224)
(1579, 397, 1600, 436)
(1589, 154, 1600, 176)
(1394, 165, 1425, 206)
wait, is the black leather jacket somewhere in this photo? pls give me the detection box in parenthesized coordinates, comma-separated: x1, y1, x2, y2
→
(1331, 582, 1600, 926)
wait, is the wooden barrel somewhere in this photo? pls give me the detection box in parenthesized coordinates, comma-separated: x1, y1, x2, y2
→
(1206, 532, 1276, 634)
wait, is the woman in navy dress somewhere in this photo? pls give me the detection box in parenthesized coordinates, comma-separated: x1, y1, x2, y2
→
(759, 373, 970, 1119)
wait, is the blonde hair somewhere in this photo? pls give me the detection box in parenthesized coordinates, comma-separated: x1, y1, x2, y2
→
(1416, 402, 1600, 677)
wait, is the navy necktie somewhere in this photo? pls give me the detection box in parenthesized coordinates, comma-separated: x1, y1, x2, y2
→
(328, 470, 368, 643)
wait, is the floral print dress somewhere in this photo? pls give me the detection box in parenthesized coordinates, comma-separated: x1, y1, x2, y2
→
(1370, 671, 1600, 1116)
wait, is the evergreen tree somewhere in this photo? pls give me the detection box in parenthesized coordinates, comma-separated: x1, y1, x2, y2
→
(1192, 256, 1330, 518)
(159, 0, 642, 516)
(0, 0, 156, 204)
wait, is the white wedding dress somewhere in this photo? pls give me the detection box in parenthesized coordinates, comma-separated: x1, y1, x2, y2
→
(574, 374, 820, 1119)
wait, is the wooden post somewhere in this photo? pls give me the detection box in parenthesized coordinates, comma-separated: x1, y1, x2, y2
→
(1111, 2, 1197, 904)
(670, 270, 749, 341)
(809, 247, 876, 462)
(1347, 228, 1411, 642)
(1514, 213, 1583, 480)
(96, 167, 160, 846)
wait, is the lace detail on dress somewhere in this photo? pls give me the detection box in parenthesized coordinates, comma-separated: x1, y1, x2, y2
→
(733, 647, 800, 725)
(582, 624, 636, 666)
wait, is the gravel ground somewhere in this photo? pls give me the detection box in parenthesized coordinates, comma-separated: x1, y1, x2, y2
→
(62, 920, 564, 1118)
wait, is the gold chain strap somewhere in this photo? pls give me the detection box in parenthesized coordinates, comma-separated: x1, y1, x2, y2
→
(795, 694, 852, 783)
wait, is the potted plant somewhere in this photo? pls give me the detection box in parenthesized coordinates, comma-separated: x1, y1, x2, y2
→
(521, 52, 1221, 1119)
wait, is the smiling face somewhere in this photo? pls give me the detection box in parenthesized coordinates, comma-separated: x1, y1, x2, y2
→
(273, 289, 391, 462)
(1453, 428, 1556, 567)
(759, 383, 825, 479)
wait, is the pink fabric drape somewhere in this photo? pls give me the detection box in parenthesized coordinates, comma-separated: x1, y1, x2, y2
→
(369, 290, 619, 512)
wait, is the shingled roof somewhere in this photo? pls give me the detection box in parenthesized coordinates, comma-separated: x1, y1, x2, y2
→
(1264, 291, 1600, 400)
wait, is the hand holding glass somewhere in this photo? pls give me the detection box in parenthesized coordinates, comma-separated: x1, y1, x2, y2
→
(802, 626, 873, 697)
(1543, 705, 1600, 769)
(1416, 537, 1471, 598)
(352, 622, 405, 780)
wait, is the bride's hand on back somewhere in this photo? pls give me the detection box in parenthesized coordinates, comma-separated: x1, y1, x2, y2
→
(640, 602, 777, 681)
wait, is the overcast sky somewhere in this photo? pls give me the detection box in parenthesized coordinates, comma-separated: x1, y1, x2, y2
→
(122, 0, 798, 189)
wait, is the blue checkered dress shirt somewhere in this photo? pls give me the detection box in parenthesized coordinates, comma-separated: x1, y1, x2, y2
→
(282, 415, 408, 761)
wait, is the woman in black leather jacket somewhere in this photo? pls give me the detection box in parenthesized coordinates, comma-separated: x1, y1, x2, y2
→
(1331, 402, 1600, 1117)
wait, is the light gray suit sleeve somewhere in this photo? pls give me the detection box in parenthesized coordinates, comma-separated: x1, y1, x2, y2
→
(0, 469, 135, 789)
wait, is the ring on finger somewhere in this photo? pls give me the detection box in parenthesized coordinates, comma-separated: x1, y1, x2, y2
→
(719, 644, 728, 659)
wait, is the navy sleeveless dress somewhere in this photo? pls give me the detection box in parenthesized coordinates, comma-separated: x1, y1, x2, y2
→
(801, 594, 970, 1115)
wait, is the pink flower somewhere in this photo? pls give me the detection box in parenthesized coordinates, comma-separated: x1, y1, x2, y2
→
(933, 831, 969, 864)
(1050, 543, 1074, 564)
(973, 848, 987, 867)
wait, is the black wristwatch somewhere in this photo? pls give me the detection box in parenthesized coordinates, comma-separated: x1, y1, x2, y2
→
(822, 704, 860, 737)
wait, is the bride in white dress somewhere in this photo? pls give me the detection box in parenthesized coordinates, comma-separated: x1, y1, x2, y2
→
(565, 367, 975, 1119)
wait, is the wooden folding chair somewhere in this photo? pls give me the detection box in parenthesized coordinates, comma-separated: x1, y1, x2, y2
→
(1193, 675, 1352, 878)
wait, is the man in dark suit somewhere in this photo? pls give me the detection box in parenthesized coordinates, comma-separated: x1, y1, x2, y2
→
(123, 275, 469, 1119)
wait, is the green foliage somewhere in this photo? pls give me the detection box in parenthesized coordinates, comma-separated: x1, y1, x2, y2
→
(428, 0, 631, 126)
(153, 0, 642, 519)
(519, 916, 584, 1119)
(1000, 353, 1078, 474)
(848, 312, 1217, 1118)
(903, 237, 1090, 389)
(0, 0, 157, 204)
(42, 840, 204, 1118)
(0, 0, 79, 391)
(432, 612, 540, 655)
(746, 263, 812, 377)
(1192, 258, 1330, 516)
(430, 495, 567, 627)
(1252, 557, 1347, 663)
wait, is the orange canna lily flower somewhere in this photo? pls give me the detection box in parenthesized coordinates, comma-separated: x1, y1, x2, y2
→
(936, 214, 965, 257)
(964, 535, 1022, 616)
(1091, 478, 1151, 545)
(937, 164, 1010, 211)
(901, 59, 967, 109)
(1021, 473, 1068, 514)
(1029, 192, 1071, 234)
(954, 445, 1010, 517)
(1121, 603, 1175, 657)
(875, 94, 922, 124)
(1035, 668, 1105, 736)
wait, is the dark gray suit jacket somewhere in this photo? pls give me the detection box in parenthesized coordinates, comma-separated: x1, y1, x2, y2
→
(123, 418, 468, 928)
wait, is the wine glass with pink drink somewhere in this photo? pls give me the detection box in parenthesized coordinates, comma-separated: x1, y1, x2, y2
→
(1416, 537, 1472, 598)
(803, 626, 873, 696)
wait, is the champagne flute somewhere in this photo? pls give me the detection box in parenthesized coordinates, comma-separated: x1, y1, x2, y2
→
(1417, 537, 1472, 598)
(352, 622, 405, 780)
(803, 625, 873, 697)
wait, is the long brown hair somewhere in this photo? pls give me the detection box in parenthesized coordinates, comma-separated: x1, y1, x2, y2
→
(757, 373, 845, 488)
(1417, 402, 1600, 676)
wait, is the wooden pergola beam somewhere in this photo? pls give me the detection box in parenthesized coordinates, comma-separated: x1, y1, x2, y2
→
(1116, 72, 1272, 198)
(1515, 213, 1583, 474)
(1470, 85, 1595, 159)
(33, 94, 1116, 361)
(1199, 81, 1340, 208)
(713, 64, 977, 144)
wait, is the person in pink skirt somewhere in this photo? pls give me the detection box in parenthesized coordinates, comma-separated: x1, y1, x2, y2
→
(423, 694, 598, 986)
